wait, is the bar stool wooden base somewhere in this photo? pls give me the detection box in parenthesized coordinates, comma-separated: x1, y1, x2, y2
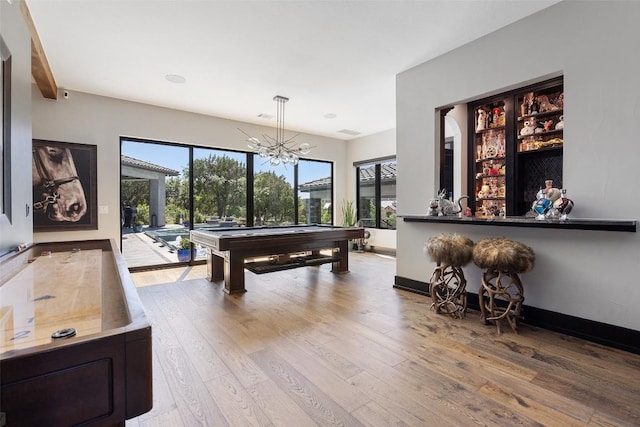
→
(425, 234, 474, 319)
(430, 264, 467, 318)
(478, 270, 525, 334)
(473, 237, 535, 334)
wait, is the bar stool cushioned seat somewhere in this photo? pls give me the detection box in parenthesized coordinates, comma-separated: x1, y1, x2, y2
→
(473, 237, 535, 333)
(426, 233, 474, 318)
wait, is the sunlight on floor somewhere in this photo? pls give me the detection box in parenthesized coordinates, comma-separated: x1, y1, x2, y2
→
(130, 264, 207, 288)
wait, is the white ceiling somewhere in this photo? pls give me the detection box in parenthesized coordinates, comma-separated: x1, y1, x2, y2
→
(27, 0, 559, 140)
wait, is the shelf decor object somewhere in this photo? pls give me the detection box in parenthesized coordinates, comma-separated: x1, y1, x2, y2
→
(468, 77, 564, 216)
(239, 95, 311, 166)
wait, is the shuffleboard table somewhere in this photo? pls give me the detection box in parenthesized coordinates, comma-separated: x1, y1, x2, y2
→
(190, 224, 365, 294)
(0, 239, 152, 426)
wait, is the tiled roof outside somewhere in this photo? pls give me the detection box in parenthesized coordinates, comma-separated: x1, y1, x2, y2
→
(358, 163, 396, 183)
(299, 162, 396, 191)
(121, 155, 180, 176)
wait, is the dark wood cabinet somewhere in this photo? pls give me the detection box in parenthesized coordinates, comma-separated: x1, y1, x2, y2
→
(468, 76, 564, 216)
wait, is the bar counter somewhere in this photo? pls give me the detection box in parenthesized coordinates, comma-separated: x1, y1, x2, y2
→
(401, 215, 636, 232)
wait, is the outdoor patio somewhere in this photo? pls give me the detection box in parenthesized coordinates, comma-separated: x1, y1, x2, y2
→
(121, 225, 206, 268)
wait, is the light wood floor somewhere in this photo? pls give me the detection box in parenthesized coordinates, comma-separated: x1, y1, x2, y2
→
(126, 252, 640, 426)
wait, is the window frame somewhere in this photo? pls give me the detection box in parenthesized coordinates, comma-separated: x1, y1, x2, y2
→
(355, 156, 396, 230)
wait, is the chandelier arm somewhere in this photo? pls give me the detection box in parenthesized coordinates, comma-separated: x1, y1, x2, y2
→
(240, 95, 309, 166)
(238, 128, 254, 139)
(283, 133, 301, 144)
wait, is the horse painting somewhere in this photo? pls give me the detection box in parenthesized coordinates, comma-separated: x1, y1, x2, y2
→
(32, 145, 87, 222)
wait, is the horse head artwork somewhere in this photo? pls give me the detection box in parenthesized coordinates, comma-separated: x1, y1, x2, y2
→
(32, 145, 87, 222)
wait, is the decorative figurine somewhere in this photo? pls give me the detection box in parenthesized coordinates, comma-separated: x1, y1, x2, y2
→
(555, 115, 564, 130)
(492, 107, 502, 127)
(430, 189, 470, 216)
(476, 109, 487, 132)
(532, 188, 551, 220)
(529, 97, 540, 115)
(534, 118, 544, 134)
(538, 95, 548, 112)
(427, 198, 440, 216)
(532, 180, 566, 220)
(553, 189, 574, 220)
(520, 120, 536, 136)
(521, 92, 534, 116)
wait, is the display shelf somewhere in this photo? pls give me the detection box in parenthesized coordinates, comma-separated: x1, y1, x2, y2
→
(518, 145, 563, 155)
(517, 108, 563, 122)
(401, 215, 636, 232)
(468, 76, 564, 217)
(472, 99, 508, 217)
(517, 129, 563, 140)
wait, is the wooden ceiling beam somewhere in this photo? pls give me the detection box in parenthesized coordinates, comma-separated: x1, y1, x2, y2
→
(21, 0, 58, 100)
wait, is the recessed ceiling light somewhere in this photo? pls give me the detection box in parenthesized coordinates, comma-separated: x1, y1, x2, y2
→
(324, 113, 337, 119)
(165, 74, 186, 84)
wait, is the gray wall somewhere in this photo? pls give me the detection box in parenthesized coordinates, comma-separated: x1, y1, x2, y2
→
(0, 0, 33, 256)
(397, 1, 640, 330)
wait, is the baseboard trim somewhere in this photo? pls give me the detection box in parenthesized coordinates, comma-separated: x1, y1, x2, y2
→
(394, 275, 640, 355)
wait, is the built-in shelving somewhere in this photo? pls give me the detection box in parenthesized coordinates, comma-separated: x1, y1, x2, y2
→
(401, 215, 636, 232)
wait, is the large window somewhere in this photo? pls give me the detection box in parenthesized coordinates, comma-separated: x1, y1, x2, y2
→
(357, 158, 396, 229)
(297, 159, 333, 225)
(120, 138, 333, 269)
(193, 148, 247, 225)
(253, 155, 295, 226)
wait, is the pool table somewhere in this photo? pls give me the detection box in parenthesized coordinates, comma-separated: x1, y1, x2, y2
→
(190, 224, 365, 294)
(0, 239, 152, 426)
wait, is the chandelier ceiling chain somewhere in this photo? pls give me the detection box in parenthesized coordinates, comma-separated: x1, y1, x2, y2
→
(239, 95, 311, 166)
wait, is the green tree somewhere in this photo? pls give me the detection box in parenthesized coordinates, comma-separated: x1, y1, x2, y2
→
(254, 171, 294, 225)
(297, 198, 308, 224)
(165, 175, 189, 224)
(121, 180, 149, 207)
(166, 176, 189, 211)
(192, 155, 246, 219)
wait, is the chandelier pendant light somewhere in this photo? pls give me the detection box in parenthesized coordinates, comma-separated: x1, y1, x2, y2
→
(240, 95, 311, 166)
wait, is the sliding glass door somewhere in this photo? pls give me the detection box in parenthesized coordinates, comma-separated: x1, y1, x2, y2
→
(121, 138, 333, 269)
(297, 159, 333, 224)
(121, 140, 190, 268)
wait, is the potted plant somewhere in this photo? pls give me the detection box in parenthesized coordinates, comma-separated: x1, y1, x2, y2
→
(133, 218, 144, 233)
(341, 200, 356, 227)
(176, 237, 191, 262)
(341, 200, 357, 250)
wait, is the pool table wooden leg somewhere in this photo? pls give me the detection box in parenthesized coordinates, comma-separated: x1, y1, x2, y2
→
(223, 251, 246, 294)
(207, 252, 224, 282)
(332, 240, 349, 273)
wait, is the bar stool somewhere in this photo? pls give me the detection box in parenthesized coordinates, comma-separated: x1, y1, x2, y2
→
(425, 233, 474, 318)
(472, 237, 535, 334)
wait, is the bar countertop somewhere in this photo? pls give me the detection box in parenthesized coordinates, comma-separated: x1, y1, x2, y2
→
(401, 215, 637, 232)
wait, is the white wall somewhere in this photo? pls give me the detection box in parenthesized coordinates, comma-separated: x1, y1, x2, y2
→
(347, 128, 396, 250)
(0, 0, 32, 256)
(32, 90, 347, 247)
(397, 1, 640, 330)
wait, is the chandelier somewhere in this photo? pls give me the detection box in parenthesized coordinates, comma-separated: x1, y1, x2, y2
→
(240, 95, 311, 166)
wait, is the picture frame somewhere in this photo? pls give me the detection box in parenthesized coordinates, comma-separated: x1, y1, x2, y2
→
(32, 139, 98, 231)
(1, 34, 12, 223)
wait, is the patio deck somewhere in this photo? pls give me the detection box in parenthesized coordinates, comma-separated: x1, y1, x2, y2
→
(121, 226, 188, 268)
